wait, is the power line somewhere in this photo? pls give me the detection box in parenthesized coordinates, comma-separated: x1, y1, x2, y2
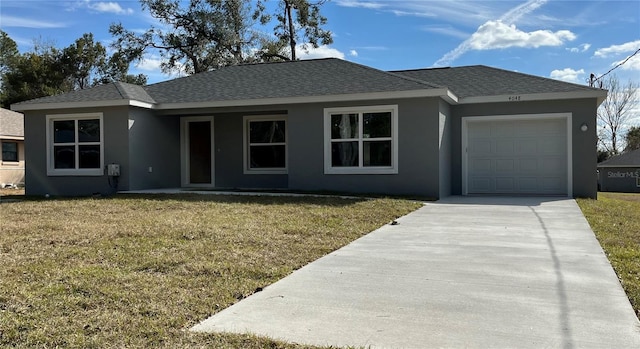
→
(590, 48, 640, 87)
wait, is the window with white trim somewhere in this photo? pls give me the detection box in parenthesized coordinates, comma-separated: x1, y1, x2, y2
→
(46, 113, 104, 176)
(324, 105, 398, 174)
(243, 115, 287, 174)
(2, 142, 18, 162)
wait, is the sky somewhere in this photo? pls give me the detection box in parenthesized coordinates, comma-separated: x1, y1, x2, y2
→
(1, 1, 639, 118)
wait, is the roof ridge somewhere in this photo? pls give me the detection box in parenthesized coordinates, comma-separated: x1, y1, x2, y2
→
(332, 59, 442, 89)
(472, 65, 602, 91)
(112, 81, 128, 99)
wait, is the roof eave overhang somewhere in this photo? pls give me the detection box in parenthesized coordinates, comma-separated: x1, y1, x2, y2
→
(10, 99, 154, 112)
(597, 164, 640, 168)
(156, 88, 458, 110)
(458, 90, 608, 105)
(0, 135, 24, 140)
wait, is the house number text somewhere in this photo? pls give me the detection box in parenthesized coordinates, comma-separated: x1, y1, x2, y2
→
(508, 95, 521, 101)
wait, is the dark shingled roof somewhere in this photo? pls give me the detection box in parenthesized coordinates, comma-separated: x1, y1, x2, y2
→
(598, 149, 640, 167)
(144, 58, 439, 104)
(12, 59, 604, 109)
(12, 81, 155, 106)
(391, 65, 600, 98)
(0, 108, 24, 138)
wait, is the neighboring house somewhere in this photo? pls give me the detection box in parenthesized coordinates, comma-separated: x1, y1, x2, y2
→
(597, 149, 640, 193)
(11, 58, 606, 198)
(0, 108, 25, 188)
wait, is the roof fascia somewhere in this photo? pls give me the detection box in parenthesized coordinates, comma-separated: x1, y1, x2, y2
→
(11, 99, 154, 112)
(459, 90, 607, 105)
(0, 135, 24, 140)
(597, 164, 640, 168)
(157, 89, 458, 110)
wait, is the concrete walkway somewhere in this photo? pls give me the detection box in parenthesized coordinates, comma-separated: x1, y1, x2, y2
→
(192, 196, 640, 348)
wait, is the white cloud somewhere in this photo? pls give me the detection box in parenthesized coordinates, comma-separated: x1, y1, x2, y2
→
(296, 45, 346, 60)
(468, 21, 575, 50)
(550, 68, 585, 83)
(335, 0, 385, 10)
(613, 53, 640, 71)
(0, 15, 67, 28)
(391, 10, 436, 18)
(421, 25, 469, 39)
(567, 43, 591, 53)
(135, 57, 162, 72)
(90, 2, 134, 15)
(595, 40, 640, 58)
(349, 50, 358, 57)
(433, 0, 551, 66)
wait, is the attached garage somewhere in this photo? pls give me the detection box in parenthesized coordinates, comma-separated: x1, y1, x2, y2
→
(462, 114, 571, 196)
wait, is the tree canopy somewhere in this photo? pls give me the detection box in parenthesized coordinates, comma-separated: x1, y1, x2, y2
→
(0, 31, 146, 108)
(597, 75, 639, 155)
(624, 126, 640, 152)
(109, 0, 333, 73)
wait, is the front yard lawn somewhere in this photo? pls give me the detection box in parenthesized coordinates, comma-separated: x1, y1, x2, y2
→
(577, 192, 640, 318)
(0, 194, 421, 348)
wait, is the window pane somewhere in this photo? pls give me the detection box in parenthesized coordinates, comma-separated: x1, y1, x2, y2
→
(331, 114, 358, 139)
(249, 145, 286, 168)
(364, 141, 391, 166)
(331, 141, 359, 167)
(54, 120, 75, 143)
(363, 112, 391, 138)
(250, 120, 285, 143)
(54, 145, 75, 169)
(79, 145, 101, 169)
(2, 142, 18, 162)
(78, 119, 100, 142)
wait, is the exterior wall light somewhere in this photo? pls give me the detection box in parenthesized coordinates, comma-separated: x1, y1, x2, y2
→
(580, 123, 588, 132)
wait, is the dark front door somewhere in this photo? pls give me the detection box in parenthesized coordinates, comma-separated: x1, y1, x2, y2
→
(187, 120, 212, 185)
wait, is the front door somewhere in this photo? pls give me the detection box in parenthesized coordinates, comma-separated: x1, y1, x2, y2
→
(181, 117, 214, 187)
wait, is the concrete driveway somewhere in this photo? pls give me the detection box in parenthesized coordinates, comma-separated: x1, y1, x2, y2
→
(192, 196, 640, 348)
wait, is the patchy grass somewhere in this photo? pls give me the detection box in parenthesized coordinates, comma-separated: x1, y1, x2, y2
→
(0, 194, 421, 348)
(577, 192, 640, 318)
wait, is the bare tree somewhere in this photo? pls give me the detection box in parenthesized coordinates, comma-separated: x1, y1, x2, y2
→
(597, 75, 639, 155)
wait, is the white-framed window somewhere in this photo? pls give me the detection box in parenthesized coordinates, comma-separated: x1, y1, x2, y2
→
(243, 115, 287, 174)
(324, 105, 398, 174)
(1, 141, 18, 162)
(46, 113, 104, 176)
(636, 176, 640, 188)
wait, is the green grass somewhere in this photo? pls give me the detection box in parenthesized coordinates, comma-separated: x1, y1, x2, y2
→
(577, 192, 640, 318)
(0, 194, 422, 348)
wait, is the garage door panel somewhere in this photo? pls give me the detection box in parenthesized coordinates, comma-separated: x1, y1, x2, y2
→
(495, 159, 515, 173)
(495, 140, 515, 154)
(469, 139, 492, 154)
(518, 178, 538, 192)
(491, 122, 514, 137)
(540, 139, 564, 154)
(495, 177, 515, 191)
(541, 157, 565, 174)
(470, 178, 491, 192)
(466, 117, 567, 195)
(517, 139, 537, 154)
(471, 158, 492, 173)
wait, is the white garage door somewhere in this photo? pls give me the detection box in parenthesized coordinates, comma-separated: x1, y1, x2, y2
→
(465, 117, 568, 195)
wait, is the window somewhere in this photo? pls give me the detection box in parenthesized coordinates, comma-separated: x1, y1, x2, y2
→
(324, 105, 398, 174)
(46, 113, 104, 176)
(243, 115, 287, 174)
(2, 142, 18, 162)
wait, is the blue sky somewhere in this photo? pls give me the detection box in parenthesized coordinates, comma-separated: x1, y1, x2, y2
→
(1, 0, 639, 88)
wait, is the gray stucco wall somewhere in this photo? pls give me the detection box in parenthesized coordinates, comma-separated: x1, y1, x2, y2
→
(287, 98, 442, 198)
(450, 98, 599, 198)
(213, 112, 288, 189)
(438, 100, 452, 198)
(128, 108, 181, 190)
(598, 167, 640, 193)
(24, 106, 130, 196)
